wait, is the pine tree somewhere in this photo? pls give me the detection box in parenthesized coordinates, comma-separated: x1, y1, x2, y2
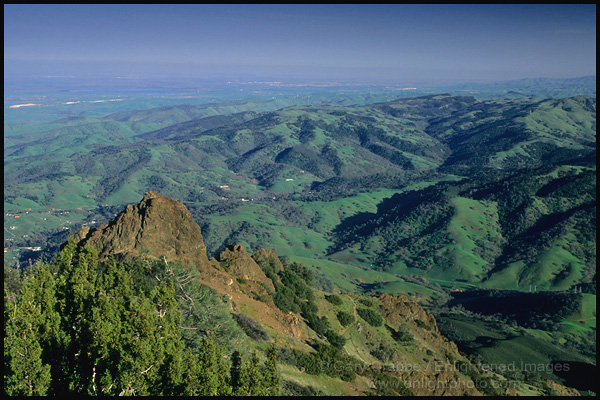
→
(148, 279, 185, 395)
(214, 338, 232, 396)
(111, 278, 185, 396)
(63, 246, 99, 394)
(246, 350, 266, 396)
(4, 267, 53, 395)
(230, 349, 248, 396)
(263, 343, 280, 396)
(86, 258, 134, 395)
(5, 242, 280, 396)
(194, 332, 230, 396)
(181, 350, 202, 395)
(31, 265, 69, 394)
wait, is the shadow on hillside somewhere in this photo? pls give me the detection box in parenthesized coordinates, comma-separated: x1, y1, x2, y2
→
(550, 361, 597, 392)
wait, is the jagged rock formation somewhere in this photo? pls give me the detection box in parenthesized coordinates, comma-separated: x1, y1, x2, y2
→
(251, 247, 285, 272)
(65, 191, 578, 396)
(377, 292, 439, 328)
(71, 191, 209, 267)
(217, 243, 275, 293)
(374, 292, 481, 396)
(70, 191, 309, 342)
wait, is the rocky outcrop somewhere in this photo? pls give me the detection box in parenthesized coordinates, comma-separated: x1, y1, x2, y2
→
(218, 243, 275, 293)
(67, 192, 308, 342)
(71, 191, 209, 267)
(377, 292, 444, 337)
(374, 292, 482, 396)
(544, 379, 581, 396)
(63, 191, 523, 396)
(252, 248, 285, 272)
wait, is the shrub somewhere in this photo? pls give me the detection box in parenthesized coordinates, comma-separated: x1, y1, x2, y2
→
(357, 307, 383, 327)
(357, 297, 374, 307)
(325, 294, 343, 306)
(281, 380, 325, 396)
(336, 310, 355, 327)
(293, 341, 358, 382)
(276, 347, 298, 366)
(304, 312, 330, 337)
(325, 329, 347, 348)
(232, 313, 270, 341)
(387, 324, 414, 344)
(415, 319, 432, 330)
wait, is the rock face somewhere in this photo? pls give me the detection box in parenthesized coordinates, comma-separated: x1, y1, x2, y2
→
(68, 192, 307, 340)
(63, 191, 518, 396)
(72, 191, 209, 267)
(251, 248, 285, 272)
(375, 292, 482, 396)
(219, 244, 275, 292)
(218, 243, 275, 293)
(544, 379, 581, 396)
(377, 292, 443, 336)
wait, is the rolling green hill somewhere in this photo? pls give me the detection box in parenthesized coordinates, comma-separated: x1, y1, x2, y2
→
(8, 190, 591, 396)
(5, 94, 595, 295)
(4, 88, 596, 395)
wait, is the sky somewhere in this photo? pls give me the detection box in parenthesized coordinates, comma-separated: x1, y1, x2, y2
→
(3, 4, 597, 83)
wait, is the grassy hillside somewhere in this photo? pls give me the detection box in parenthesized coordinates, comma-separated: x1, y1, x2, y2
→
(5, 95, 595, 293)
(4, 87, 596, 395)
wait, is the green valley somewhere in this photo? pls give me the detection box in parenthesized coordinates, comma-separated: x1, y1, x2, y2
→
(4, 76, 596, 395)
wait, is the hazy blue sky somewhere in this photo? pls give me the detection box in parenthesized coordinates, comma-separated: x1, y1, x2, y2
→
(4, 4, 596, 82)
